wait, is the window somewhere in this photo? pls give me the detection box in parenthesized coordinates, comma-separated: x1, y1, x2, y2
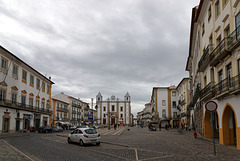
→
(47, 102, 49, 109)
(172, 91, 176, 97)
(103, 106, 106, 111)
(42, 82, 45, 92)
(162, 110, 166, 118)
(47, 85, 50, 94)
(36, 100, 40, 108)
(30, 75, 34, 87)
(121, 114, 123, 118)
(112, 105, 115, 111)
(36, 79, 40, 89)
(173, 112, 177, 119)
(12, 64, 18, 78)
(0, 89, 6, 101)
(215, 0, 220, 18)
(12, 93, 17, 103)
(22, 70, 27, 83)
(204, 76, 207, 87)
(172, 101, 176, 108)
(202, 23, 205, 36)
(104, 114, 106, 117)
(222, 0, 228, 7)
(120, 106, 123, 112)
(21, 95, 26, 106)
(209, 34, 213, 45)
(1, 57, 7, 70)
(217, 35, 221, 45)
(227, 63, 233, 88)
(162, 100, 166, 106)
(208, 6, 212, 21)
(41, 101, 45, 109)
(236, 12, 240, 40)
(224, 26, 230, 37)
(238, 59, 240, 74)
(29, 98, 33, 107)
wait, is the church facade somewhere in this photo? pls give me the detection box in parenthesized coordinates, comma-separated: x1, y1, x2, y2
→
(96, 92, 131, 126)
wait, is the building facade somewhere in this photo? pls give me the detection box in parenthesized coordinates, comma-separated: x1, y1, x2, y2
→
(51, 97, 69, 128)
(141, 103, 153, 126)
(96, 92, 131, 126)
(187, 0, 240, 149)
(151, 86, 178, 128)
(52, 92, 89, 126)
(176, 78, 190, 129)
(0, 46, 54, 133)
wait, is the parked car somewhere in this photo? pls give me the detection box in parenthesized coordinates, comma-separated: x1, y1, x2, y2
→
(93, 125, 100, 129)
(52, 126, 63, 132)
(76, 125, 89, 128)
(68, 128, 101, 146)
(70, 125, 77, 130)
(38, 126, 53, 133)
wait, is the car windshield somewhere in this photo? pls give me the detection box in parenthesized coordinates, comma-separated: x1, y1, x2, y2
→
(85, 129, 97, 134)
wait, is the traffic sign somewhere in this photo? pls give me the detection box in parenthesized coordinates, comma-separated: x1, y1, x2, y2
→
(205, 101, 218, 112)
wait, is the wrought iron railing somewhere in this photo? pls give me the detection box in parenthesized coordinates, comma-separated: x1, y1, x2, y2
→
(198, 44, 214, 71)
(199, 82, 215, 99)
(227, 25, 240, 50)
(0, 99, 52, 115)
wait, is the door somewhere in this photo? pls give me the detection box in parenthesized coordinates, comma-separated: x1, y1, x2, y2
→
(16, 120, 20, 132)
(35, 119, 40, 131)
(3, 118, 9, 132)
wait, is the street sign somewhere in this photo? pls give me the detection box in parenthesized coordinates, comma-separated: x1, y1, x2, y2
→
(88, 112, 93, 120)
(205, 100, 218, 155)
(205, 101, 218, 112)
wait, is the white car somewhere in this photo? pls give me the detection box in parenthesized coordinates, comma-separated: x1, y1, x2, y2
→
(68, 128, 101, 146)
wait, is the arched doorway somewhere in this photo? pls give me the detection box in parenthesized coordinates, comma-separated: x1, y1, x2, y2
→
(222, 105, 237, 146)
(204, 111, 219, 138)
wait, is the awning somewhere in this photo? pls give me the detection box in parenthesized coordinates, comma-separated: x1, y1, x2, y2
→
(65, 122, 71, 125)
(59, 121, 66, 125)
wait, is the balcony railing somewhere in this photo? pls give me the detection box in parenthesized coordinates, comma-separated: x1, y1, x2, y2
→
(210, 38, 231, 67)
(72, 111, 76, 114)
(198, 44, 214, 72)
(180, 112, 186, 117)
(199, 82, 215, 100)
(72, 103, 82, 108)
(57, 107, 68, 113)
(227, 25, 240, 51)
(77, 111, 81, 115)
(212, 74, 240, 98)
(0, 99, 52, 115)
(188, 83, 200, 110)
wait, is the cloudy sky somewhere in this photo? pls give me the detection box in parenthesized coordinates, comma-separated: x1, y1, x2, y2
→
(0, 0, 199, 116)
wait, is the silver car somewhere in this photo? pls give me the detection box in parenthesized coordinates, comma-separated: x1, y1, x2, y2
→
(68, 128, 101, 146)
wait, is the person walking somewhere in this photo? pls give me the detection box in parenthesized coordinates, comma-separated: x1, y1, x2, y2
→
(159, 124, 161, 131)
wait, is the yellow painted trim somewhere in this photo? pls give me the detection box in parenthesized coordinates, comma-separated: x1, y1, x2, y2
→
(220, 103, 238, 148)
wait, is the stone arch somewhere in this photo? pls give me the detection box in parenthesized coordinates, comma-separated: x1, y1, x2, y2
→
(221, 103, 237, 146)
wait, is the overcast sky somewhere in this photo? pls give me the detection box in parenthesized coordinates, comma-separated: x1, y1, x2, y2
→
(0, 0, 199, 117)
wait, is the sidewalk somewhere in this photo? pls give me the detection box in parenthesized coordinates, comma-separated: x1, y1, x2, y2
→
(0, 131, 38, 139)
(0, 139, 33, 161)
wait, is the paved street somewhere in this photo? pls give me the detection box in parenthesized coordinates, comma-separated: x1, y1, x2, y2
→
(1, 127, 240, 161)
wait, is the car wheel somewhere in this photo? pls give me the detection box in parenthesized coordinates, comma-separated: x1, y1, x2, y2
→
(79, 139, 85, 146)
(96, 142, 100, 146)
(68, 138, 72, 144)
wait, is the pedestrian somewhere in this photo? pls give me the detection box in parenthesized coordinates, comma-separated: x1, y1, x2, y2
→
(194, 131, 197, 138)
(189, 126, 191, 131)
(182, 124, 184, 130)
(148, 124, 151, 131)
(165, 124, 167, 130)
(185, 123, 188, 131)
(159, 124, 161, 131)
(114, 124, 117, 130)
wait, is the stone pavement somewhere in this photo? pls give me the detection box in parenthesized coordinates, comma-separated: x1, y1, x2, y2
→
(0, 139, 33, 161)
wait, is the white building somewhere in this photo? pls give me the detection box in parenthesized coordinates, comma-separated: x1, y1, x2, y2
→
(96, 92, 131, 126)
(0, 46, 54, 133)
(151, 86, 178, 128)
(52, 92, 89, 126)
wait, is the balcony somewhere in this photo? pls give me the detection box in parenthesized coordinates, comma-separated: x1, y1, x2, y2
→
(72, 103, 82, 108)
(227, 25, 240, 52)
(199, 82, 215, 101)
(57, 107, 68, 113)
(210, 38, 231, 67)
(188, 83, 200, 110)
(198, 44, 214, 72)
(212, 74, 240, 99)
(144, 111, 152, 115)
(77, 111, 81, 115)
(179, 99, 186, 105)
(72, 111, 76, 114)
(180, 112, 186, 117)
(0, 99, 53, 115)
